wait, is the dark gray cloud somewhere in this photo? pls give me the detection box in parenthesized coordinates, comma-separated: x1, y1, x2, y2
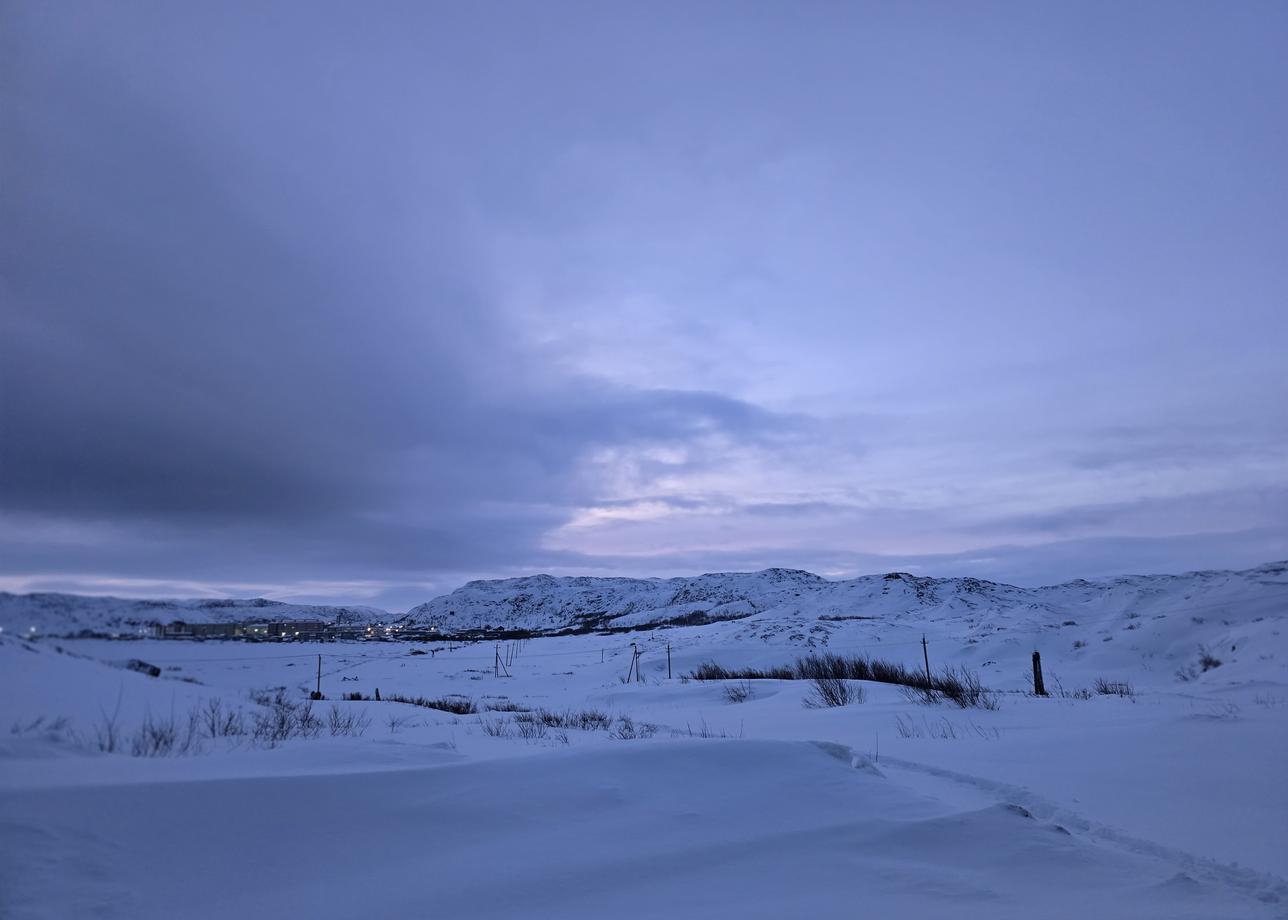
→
(0, 3, 814, 606)
(2, 2, 1286, 610)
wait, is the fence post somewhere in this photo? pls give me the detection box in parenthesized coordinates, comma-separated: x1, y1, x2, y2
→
(1032, 650, 1047, 696)
(667, 643, 672, 680)
(921, 635, 932, 686)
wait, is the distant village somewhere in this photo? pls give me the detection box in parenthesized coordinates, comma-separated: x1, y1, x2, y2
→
(152, 621, 442, 641)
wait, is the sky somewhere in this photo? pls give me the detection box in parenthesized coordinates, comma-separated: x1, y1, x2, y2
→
(2, 1, 1286, 612)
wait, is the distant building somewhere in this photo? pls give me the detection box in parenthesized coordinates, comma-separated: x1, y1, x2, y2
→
(154, 620, 336, 640)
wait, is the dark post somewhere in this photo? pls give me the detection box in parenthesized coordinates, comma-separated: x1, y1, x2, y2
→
(921, 635, 932, 687)
(310, 654, 323, 700)
(667, 643, 672, 680)
(1032, 650, 1047, 696)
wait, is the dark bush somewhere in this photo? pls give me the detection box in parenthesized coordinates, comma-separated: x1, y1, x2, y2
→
(803, 676, 864, 708)
(1094, 678, 1135, 698)
(690, 653, 997, 709)
(385, 694, 477, 715)
(690, 661, 793, 681)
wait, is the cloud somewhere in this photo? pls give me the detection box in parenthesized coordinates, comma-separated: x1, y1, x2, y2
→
(2, 2, 1286, 610)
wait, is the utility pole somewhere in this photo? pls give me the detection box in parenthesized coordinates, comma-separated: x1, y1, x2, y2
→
(921, 635, 932, 687)
(1032, 650, 1047, 696)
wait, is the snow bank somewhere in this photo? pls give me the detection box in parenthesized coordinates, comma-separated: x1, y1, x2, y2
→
(4, 739, 1277, 920)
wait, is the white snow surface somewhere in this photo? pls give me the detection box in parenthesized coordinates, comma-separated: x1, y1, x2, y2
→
(404, 561, 1288, 639)
(2, 561, 1286, 918)
(0, 592, 387, 635)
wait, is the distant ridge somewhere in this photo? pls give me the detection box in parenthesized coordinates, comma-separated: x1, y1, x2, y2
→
(0, 593, 386, 637)
(399, 561, 1288, 635)
(3, 561, 1283, 639)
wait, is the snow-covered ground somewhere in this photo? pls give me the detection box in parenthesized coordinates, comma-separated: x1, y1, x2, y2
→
(2, 563, 1286, 918)
(0, 593, 385, 636)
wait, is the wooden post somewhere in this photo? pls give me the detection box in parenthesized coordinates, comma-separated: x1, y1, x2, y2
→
(667, 643, 672, 680)
(625, 643, 637, 683)
(495, 643, 500, 678)
(312, 654, 322, 700)
(921, 635, 932, 687)
(1032, 650, 1047, 696)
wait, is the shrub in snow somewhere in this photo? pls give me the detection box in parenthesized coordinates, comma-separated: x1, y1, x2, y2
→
(689, 654, 997, 708)
(479, 715, 512, 737)
(130, 710, 203, 757)
(385, 713, 416, 734)
(1093, 678, 1135, 698)
(610, 716, 658, 740)
(674, 719, 742, 739)
(512, 713, 548, 739)
(690, 661, 793, 681)
(199, 698, 246, 737)
(384, 694, 477, 715)
(328, 706, 371, 737)
(531, 708, 613, 731)
(1178, 646, 1225, 681)
(803, 676, 864, 708)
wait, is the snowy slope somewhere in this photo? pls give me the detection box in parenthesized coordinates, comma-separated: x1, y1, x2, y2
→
(0, 593, 386, 637)
(10, 562, 1284, 645)
(404, 561, 1288, 637)
(404, 567, 833, 632)
(5, 739, 1279, 920)
(2, 573, 1286, 917)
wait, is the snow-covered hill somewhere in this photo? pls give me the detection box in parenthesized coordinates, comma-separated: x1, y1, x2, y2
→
(3, 563, 1287, 915)
(403, 562, 1288, 637)
(6, 562, 1286, 662)
(0, 593, 386, 637)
